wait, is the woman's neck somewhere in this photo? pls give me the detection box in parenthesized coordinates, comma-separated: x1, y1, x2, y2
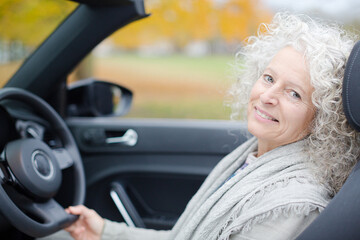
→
(257, 139, 280, 157)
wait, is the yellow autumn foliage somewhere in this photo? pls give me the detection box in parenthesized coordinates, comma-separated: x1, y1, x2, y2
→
(0, 0, 76, 46)
(111, 0, 273, 49)
(0, 0, 272, 49)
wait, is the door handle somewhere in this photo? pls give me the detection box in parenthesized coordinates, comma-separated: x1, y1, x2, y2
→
(105, 129, 138, 146)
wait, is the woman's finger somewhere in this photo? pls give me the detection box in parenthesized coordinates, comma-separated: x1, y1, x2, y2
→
(67, 205, 94, 218)
(64, 215, 83, 232)
(65, 221, 80, 233)
(66, 205, 84, 215)
(73, 226, 85, 236)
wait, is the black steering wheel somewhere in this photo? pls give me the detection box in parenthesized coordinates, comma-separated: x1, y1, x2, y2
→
(0, 88, 85, 238)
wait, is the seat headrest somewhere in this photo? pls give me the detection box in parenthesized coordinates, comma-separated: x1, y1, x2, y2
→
(343, 41, 360, 132)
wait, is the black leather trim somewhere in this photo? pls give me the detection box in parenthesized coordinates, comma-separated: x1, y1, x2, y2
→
(343, 41, 360, 131)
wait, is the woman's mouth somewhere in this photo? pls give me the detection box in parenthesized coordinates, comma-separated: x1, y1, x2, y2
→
(255, 107, 279, 122)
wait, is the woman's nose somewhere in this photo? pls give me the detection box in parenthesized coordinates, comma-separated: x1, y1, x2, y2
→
(260, 87, 279, 105)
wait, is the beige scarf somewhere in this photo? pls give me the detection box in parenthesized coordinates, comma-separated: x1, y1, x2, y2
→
(170, 137, 330, 240)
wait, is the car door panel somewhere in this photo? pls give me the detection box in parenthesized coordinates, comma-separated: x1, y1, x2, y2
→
(67, 118, 249, 230)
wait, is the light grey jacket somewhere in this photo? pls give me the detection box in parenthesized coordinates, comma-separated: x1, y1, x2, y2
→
(41, 137, 330, 240)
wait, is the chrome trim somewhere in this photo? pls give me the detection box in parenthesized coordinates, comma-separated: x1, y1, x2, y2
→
(31, 150, 54, 180)
(105, 129, 138, 146)
(110, 189, 136, 227)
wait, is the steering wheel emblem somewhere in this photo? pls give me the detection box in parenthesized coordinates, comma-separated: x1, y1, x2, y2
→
(31, 150, 54, 180)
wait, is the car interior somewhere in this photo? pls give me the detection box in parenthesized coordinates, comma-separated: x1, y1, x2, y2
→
(0, 0, 360, 239)
(0, 1, 248, 238)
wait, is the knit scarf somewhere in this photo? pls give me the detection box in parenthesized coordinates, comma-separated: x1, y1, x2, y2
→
(170, 137, 330, 240)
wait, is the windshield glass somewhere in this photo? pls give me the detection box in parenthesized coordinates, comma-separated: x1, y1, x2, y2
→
(0, 1, 77, 87)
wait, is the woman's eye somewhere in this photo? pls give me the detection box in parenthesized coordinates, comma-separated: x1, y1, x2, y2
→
(264, 74, 273, 83)
(290, 90, 301, 99)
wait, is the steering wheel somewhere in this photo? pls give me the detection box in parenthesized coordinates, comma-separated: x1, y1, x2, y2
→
(0, 88, 85, 238)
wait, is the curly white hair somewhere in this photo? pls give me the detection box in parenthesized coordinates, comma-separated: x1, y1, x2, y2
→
(229, 12, 360, 196)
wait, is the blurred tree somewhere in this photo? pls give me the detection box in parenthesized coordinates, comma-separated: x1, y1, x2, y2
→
(0, 0, 76, 46)
(218, 0, 267, 42)
(0, 0, 77, 83)
(0, 0, 271, 51)
(111, 0, 272, 50)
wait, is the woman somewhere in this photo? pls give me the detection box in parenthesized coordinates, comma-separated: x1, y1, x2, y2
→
(44, 12, 360, 240)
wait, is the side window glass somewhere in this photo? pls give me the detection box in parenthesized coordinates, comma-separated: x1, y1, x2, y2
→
(68, 1, 272, 120)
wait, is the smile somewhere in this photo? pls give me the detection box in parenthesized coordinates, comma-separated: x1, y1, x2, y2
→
(255, 107, 279, 122)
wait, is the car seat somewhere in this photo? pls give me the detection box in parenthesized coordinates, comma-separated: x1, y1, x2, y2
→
(296, 41, 360, 239)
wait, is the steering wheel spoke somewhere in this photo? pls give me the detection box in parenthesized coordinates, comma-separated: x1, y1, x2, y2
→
(52, 148, 74, 170)
(0, 163, 9, 184)
(0, 183, 79, 237)
(24, 198, 79, 227)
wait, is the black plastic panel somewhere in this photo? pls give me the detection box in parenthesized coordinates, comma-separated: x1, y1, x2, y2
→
(67, 118, 249, 229)
(67, 118, 249, 154)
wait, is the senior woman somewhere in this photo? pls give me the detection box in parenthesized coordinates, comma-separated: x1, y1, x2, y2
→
(42, 12, 360, 240)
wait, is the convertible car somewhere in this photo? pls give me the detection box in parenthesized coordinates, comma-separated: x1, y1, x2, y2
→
(0, 0, 360, 239)
(0, 0, 247, 238)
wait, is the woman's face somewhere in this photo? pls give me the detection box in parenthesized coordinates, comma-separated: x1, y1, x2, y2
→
(247, 47, 315, 154)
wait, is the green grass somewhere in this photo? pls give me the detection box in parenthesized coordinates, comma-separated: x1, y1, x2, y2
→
(94, 53, 239, 120)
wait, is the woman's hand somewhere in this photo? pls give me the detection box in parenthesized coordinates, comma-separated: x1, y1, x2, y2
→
(65, 205, 105, 240)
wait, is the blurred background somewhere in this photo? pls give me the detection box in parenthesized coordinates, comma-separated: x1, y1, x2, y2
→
(1, 0, 360, 120)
